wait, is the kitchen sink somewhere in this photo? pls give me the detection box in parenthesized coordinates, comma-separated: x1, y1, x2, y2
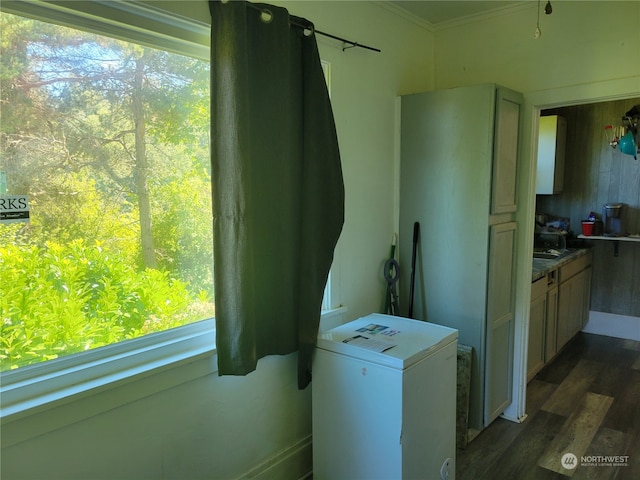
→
(533, 252, 561, 259)
(533, 248, 569, 259)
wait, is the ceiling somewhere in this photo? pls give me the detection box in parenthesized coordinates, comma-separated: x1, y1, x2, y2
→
(391, 1, 525, 26)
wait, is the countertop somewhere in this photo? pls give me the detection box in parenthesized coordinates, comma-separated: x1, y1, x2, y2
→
(532, 248, 591, 282)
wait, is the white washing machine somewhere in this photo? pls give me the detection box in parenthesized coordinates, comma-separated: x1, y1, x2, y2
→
(312, 313, 458, 480)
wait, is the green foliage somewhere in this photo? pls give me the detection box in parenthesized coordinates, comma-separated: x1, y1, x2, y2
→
(0, 240, 214, 371)
(152, 166, 214, 293)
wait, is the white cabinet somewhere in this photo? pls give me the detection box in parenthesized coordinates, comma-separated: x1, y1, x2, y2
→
(536, 115, 567, 195)
(400, 84, 522, 432)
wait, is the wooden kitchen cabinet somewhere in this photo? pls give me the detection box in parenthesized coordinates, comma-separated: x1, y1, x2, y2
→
(400, 84, 522, 433)
(529, 253, 592, 381)
(557, 253, 592, 351)
(527, 277, 547, 381)
(536, 115, 567, 195)
(527, 269, 558, 381)
(545, 284, 558, 361)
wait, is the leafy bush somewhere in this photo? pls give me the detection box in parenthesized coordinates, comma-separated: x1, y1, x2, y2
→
(0, 240, 214, 371)
(152, 167, 214, 294)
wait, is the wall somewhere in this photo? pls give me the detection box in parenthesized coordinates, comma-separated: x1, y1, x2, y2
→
(433, 1, 640, 94)
(0, 2, 433, 480)
(537, 98, 640, 317)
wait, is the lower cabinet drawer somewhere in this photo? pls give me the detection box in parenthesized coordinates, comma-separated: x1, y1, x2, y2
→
(559, 253, 592, 283)
(531, 276, 547, 300)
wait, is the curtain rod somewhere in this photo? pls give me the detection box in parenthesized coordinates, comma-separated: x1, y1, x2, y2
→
(243, 1, 381, 53)
(313, 29, 381, 53)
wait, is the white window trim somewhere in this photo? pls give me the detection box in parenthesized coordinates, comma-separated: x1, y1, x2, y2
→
(1, 0, 210, 60)
(0, 320, 216, 421)
(1, 309, 350, 420)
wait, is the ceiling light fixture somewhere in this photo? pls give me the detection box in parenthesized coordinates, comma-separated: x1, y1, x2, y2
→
(545, 1, 553, 15)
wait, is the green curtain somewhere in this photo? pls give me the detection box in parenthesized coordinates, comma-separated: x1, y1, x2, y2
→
(209, 1, 344, 389)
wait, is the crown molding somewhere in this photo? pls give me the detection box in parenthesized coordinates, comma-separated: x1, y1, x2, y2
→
(377, 1, 436, 33)
(379, 1, 534, 33)
(433, 2, 533, 31)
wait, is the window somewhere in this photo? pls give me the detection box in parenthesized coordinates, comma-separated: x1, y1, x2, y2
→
(0, 2, 341, 420)
(0, 4, 212, 372)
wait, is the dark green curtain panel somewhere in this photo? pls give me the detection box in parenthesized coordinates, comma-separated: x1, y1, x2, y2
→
(209, 1, 344, 389)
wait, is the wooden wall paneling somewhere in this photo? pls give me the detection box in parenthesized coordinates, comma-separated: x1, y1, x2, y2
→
(582, 103, 599, 220)
(620, 152, 640, 234)
(562, 106, 579, 222)
(610, 244, 635, 315)
(607, 102, 624, 214)
(590, 242, 612, 313)
(632, 248, 640, 316)
(594, 103, 613, 219)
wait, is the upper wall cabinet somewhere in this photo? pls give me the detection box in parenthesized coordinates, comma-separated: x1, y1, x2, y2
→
(536, 115, 567, 195)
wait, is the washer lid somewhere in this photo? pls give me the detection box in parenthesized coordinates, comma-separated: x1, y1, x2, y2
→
(316, 313, 458, 369)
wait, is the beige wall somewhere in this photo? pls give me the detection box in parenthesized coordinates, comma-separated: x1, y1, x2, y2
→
(434, 1, 640, 95)
(281, 1, 434, 320)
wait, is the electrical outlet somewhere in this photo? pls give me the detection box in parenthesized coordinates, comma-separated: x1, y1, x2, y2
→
(440, 457, 453, 480)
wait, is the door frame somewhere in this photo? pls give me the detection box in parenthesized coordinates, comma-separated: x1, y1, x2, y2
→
(503, 76, 640, 424)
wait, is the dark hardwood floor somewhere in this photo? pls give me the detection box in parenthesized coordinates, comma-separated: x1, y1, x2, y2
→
(456, 333, 640, 480)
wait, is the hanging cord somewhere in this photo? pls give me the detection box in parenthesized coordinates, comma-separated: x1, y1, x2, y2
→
(243, 1, 381, 53)
(534, 0, 542, 38)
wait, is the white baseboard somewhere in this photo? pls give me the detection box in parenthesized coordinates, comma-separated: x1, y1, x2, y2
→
(582, 311, 640, 341)
(238, 435, 312, 480)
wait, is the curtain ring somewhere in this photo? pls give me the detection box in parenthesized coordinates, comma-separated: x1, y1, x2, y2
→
(303, 24, 314, 37)
(260, 8, 273, 24)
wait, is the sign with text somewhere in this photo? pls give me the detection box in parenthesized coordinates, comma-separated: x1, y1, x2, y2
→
(0, 195, 30, 224)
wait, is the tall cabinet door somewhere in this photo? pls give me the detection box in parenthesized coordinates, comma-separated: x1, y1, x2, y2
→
(485, 86, 521, 426)
(485, 221, 517, 426)
(491, 88, 521, 215)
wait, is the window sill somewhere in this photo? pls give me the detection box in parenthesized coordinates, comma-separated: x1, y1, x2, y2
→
(0, 320, 216, 423)
(0, 307, 348, 427)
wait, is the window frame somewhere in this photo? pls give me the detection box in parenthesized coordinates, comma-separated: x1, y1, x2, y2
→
(0, 0, 210, 61)
(0, 0, 214, 422)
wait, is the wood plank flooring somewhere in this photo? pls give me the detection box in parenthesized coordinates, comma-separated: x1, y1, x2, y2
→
(456, 333, 640, 480)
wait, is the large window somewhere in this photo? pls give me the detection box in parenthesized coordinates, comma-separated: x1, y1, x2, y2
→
(0, 9, 212, 372)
